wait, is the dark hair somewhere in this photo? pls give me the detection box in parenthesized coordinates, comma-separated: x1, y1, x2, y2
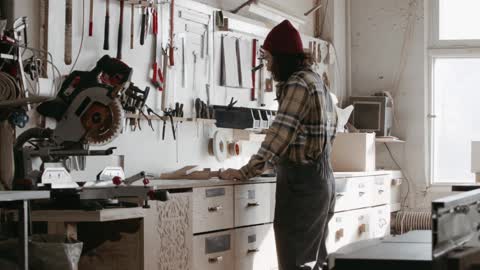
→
(270, 52, 313, 82)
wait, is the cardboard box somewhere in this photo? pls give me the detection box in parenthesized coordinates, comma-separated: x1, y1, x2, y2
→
(331, 133, 376, 172)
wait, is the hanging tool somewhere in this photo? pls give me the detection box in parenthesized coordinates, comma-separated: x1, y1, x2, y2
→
(140, 5, 146, 45)
(173, 102, 184, 118)
(192, 51, 197, 95)
(103, 0, 110, 50)
(161, 48, 168, 111)
(206, 84, 210, 106)
(169, 0, 175, 66)
(151, 6, 163, 90)
(251, 39, 257, 101)
(117, 0, 125, 59)
(130, 3, 134, 49)
(89, 0, 94, 36)
(258, 58, 265, 106)
(65, 0, 72, 65)
(161, 109, 176, 140)
(181, 36, 186, 88)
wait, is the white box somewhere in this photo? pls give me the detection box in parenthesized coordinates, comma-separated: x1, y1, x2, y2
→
(331, 133, 376, 172)
(471, 141, 480, 173)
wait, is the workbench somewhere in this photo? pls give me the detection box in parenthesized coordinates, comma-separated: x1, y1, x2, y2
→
(329, 230, 433, 270)
(0, 191, 50, 270)
(29, 170, 402, 270)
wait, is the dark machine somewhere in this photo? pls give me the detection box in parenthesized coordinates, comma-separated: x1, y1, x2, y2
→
(329, 189, 480, 270)
(12, 55, 166, 209)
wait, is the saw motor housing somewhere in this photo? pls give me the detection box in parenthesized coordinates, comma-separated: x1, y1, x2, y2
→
(13, 55, 149, 189)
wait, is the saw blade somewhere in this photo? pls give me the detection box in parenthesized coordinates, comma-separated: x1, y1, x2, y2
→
(82, 98, 123, 145)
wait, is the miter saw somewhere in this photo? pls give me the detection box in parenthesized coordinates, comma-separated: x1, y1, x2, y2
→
(13, 55, 149, 190)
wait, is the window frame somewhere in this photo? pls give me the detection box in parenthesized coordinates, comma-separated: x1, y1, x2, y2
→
(430, 0, 480, 48)
(427, 0, 480, 185)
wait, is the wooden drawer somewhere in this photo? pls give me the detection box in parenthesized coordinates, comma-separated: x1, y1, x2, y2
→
(193, 186, 234, 234)
(334, 177, 373, 212)
(193, 230, 234, 270)
(234, 184, 272, 227)
(370, 205, 391, 238)
(326, 208, 371, 253)
(372, 175, 390, 206)
(234, 224, 277, 270)
(354, 209, 371, 242)
(326, 211, 352, 253)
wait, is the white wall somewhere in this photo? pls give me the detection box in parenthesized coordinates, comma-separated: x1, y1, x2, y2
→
(10, 0, 347, 180)
(349, 0, 430, 209)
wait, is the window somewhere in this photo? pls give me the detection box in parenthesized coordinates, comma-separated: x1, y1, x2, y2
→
(438, 0, 480, 41)
(428, 0, 480, 184)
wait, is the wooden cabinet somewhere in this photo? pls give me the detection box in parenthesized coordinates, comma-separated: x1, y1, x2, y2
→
(193, 230, 235, 270)
(370, 205, 391, 238)
(372, 175, 391, 206)
(234, 184, 273, 227)
(335, 177, 373, 212)
(193, 186, 234, 234)
(234, 224, 277, 270)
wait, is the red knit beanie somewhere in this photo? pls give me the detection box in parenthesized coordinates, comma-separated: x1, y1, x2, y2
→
(263, 20, 304, 55)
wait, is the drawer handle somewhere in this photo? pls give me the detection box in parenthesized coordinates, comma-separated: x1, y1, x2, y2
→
(247, 202, 260, 207)
(378, 190, 385, 194)
(247, 248, 260, 254)
(208, 206, 223, 212)
(359, 192, 366, 197)
(358, 224, 367, 234)
(208, 256, 223, 263)
(336, 193, 345, 198)
(335, 228, 344, 241)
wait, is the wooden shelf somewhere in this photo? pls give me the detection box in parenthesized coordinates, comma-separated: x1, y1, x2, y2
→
(125, 113, 216, 124)
(375, 137, 405, 144)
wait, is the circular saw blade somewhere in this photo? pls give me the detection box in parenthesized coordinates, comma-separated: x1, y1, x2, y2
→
(82, 99, 123, 145)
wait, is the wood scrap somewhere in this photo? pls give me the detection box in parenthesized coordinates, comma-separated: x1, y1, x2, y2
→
(159, 166, 221, 180)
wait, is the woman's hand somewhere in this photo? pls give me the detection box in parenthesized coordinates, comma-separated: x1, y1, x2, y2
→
(219, 169, 244, 181)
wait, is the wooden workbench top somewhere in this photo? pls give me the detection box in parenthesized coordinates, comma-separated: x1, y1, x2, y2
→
(133, 170, 401, 190)
(138, 177, 277, 190)
(31, 207, 145, 222)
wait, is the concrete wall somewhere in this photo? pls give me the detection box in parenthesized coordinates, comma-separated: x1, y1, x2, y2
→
(349, 0, 430, 209)
(9, 0, 347, 181)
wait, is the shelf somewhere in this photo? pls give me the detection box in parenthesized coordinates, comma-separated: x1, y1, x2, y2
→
(125, 113, 216, 124)
(375, 137, 405, 144)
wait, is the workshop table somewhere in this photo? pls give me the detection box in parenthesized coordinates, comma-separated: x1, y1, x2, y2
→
(329, 230, 433, 270)
(0, 191, 50, 270)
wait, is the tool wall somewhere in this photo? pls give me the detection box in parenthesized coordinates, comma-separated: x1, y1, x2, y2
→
(39, 0, 335, 176)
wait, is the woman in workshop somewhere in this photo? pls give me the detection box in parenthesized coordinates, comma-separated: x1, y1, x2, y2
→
(220, 20, 338, 270)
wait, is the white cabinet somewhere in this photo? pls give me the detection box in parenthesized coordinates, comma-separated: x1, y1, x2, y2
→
(326, 208, 372, 253)
(234, 224, 277, 270)
(372, 175, 390, 206)
(234, 184, 273, 227)
(335, 177, 373, 212)
(193, 230, 235, 270)
(370, 205, 391, 238)
(193, 186, 234, 234)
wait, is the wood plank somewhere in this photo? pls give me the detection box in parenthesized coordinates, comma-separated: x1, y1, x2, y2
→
(32, 207, 145, 222)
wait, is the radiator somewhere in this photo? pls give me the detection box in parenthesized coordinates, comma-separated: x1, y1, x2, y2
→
(393, 211, 432, 234)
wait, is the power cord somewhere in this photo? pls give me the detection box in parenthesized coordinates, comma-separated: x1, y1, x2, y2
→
(384, 142, 411, 209)
(69, 0, 86, 74)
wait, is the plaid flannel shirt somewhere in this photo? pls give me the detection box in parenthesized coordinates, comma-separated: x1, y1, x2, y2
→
(240, 68, 338, 179)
